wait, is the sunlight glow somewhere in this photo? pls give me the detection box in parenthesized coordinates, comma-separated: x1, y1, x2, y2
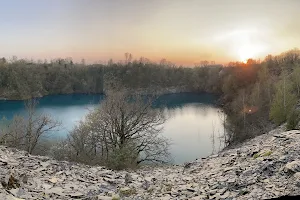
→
(214, 28, 269, 63)
(238, 45, 256, 63)
(238, 44, 266, 63)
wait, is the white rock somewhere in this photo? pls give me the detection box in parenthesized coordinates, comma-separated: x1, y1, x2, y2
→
(43, 183, 52, 190)
(48, 177, 58, 184)
(294, 172, 300, 179)
(284, 161, 300, 173)
(97, 195, 112, 200)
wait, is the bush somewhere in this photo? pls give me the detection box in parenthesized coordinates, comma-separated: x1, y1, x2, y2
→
(286, 110, 300, 130)
(270, 103, 287, 125)
(106, 144, 138, 170)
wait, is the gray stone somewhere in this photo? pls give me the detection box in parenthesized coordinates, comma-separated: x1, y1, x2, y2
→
(45, 187, 65, 196)
(142, 180, 150, 190)
(125, 173, 133, 185)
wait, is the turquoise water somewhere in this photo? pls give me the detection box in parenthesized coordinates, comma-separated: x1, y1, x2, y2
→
(0, 93, 225, 164)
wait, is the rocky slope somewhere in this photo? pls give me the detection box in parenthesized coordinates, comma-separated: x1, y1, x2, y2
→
(1, 127, 300, 199)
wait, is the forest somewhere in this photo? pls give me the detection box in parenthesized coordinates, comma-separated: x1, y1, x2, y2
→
(0, 49, 300, 157)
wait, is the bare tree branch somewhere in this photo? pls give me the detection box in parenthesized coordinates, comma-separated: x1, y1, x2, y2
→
(64, 86, 171, 168)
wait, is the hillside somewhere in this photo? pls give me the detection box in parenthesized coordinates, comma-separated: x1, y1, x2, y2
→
(1, 126, 300, 199)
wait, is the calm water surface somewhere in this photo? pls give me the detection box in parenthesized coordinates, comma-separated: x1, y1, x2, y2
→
(0, 93, 225, 164)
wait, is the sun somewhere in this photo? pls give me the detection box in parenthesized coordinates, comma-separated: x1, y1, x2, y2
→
(237, 42, 268, 63)
(220, 29, 268, 63)
(238, 45, 256, 63)
(213, 28, 269, 63)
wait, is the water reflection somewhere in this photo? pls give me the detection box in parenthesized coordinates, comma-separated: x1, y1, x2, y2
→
(163, 103, 225, 163)
(0, 93, 225, 164)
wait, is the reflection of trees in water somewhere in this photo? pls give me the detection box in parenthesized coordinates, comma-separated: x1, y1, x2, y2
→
(211, 121, 216, 154)
(163, 107, 180, 119)
(193, 104, 210, 116)
(163, 104, 212, 118)
(210, 122, 225, 154)
(164, 103, 227, 155)
(216, 109, 227, 150)
(209, 109, 227, 155)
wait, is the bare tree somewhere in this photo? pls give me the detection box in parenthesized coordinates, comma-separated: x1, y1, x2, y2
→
(210, 121, 216, 154)
(66, 87, 171, 168)
(24, 100, 61, 154)
(63, 120, 102, 165)
(124, 53, 133, 65)
(218, 109, 227, 145)
(0, 116, 26, 148)
(0, 99, 61, 154)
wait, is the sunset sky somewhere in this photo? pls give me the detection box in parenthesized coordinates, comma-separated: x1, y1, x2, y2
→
(1, 0, 300, 65)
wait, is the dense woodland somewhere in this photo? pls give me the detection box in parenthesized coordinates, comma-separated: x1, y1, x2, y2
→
(1, 49, 300, 148)
(0, 57, 222, 100)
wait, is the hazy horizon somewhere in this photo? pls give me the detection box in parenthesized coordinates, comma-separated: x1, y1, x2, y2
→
(1, 0, 300, 65)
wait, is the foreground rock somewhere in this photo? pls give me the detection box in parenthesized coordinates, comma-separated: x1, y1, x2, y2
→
(1, 127, 300, 199)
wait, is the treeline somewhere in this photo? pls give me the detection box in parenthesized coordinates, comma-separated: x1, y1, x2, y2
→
(1, 49, 300, 147)
(0, 57, 222, 100)
(0, 58, 105, 99)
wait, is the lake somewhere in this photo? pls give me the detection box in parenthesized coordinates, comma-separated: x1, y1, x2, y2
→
(0, 93, 226, 164)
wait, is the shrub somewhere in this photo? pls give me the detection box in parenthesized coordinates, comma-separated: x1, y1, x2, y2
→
(106, 144, 138, 170)
(286, 110, 300, 130)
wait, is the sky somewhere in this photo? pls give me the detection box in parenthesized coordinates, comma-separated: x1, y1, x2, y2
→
(1, 0, 300, 65)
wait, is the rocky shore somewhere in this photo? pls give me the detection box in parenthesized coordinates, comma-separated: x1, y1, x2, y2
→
(1, 127, 300, 199)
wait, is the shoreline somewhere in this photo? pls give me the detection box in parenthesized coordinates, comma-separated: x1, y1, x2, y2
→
(0, 88, 221, 102)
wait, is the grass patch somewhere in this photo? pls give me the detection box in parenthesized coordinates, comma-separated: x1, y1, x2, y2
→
(253, 153, 260, 159)
(119, 187, 137, 197)
(262, 151, 272, 157)
(253, 150, 272, 159)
